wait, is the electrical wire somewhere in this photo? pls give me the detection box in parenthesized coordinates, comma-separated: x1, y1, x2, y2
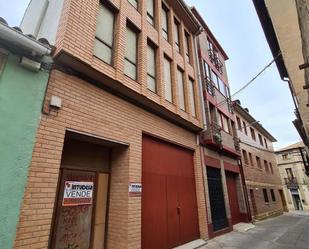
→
(216, 52, 282, 108)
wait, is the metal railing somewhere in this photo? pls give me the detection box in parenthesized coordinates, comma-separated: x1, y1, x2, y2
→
(208, 49, 224, 74)
(205, 76, 215, 96)
(284, 177, 298, 189)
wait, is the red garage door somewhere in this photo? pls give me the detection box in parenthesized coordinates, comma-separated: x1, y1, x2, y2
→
(142, 135, 199, 249)
(226, 171, 241, 225)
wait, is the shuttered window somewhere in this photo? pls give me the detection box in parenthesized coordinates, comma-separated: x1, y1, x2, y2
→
(147, 0, 154, 25)
(128, 0, 138, 9)
(161, 6, 168, 40)
(174, 20, 180, 52)
(177, 69, 185, 110)
(94, 4, 115, 64)
(164, 57, 172, 102)
(189, 78, 196, 117)
(124, 26, 138, 80)
(147, 44, 156, 92)
(184, 32, 190, 63)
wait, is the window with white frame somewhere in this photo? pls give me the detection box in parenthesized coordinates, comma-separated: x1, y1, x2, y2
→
(124, 25, 138, 80)
(189, 78, 196, 117)
(94, 4, 115, 64)
(164, 56, 173, 102)
(147, 0, 154, 25)
(128, 0, 138, 9)
(174, 19, 180, 53)
(161, 5, 169, 40)
(177, 68, 185, 111)
(147, 43, 156, 92)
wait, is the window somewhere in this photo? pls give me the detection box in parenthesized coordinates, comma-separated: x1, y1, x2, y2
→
(161, 5, 169, 40)
(218, 78, 226, 96)
(128, 0, 138, 9)
(269, 162, 273, 174)
(242, 150, 249, 165)
(263, 189, 269, 203)
(264, 138, 268, 148)
(249, 152, 254, 166)
(94, 4, 115, 65)
(243, 121, 247, 135)
(221, 114, 230, 133)
(174, 19, 180, 53)
(270, 189, 276, 201)
(147, 0, 154, 25)
(164, 56, 173, 102)
(147, 43, 156, 92)
(184, 32, 191, 63)
(124, 25, 138, 80)
(204, 61, 210, 79)
(236, 116, 242, 131)
(256, 156, 261, 168)
(282, 154, 289, 160)
(264, 160, 269, 172)
(189, 78, 196, 117)
(211, 70, 218, 88)
(177, 68, 185, 110)
(250, 127, 256, 140)
(258, 134, 264, 146)
(286, 168, 293, 179)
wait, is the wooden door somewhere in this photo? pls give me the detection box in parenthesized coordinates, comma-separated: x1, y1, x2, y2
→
(142, 135, 199, 249)
(226, 172, 241, 225)
(250, 189, 258, 216)
(52, 169, 96, 249)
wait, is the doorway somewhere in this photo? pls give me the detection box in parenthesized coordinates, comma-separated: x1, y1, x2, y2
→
(207, 167, 228, 231)
(51, 138, 111, 249)
(142, 135, 199, 249)
(278, 189, 288, 212)
(249, 189, 258, 216)
(292, 193, 303, 210)
(226, 172, 241, 225)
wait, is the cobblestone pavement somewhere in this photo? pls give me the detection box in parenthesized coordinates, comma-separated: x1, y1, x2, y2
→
(200, 212, 309, 249)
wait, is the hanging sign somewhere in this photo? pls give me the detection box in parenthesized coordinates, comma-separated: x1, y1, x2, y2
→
(129, 182, 142, 196)
(63, 181, 94, 206)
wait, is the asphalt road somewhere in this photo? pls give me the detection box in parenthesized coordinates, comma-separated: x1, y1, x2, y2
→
(201, 213, 309, 249)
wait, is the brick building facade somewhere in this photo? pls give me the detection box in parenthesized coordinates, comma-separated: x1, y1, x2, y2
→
(234, 102, 285, 220)
(192, 8, 250, 238)
(14, 0, 210, 248)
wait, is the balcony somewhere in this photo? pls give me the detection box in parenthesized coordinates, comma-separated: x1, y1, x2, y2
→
(208, 49, 224, 74)
(284, 177, 298, 189)
(200, 122, 240, 157)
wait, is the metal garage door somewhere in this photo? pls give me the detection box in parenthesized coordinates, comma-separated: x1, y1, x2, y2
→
(142, 135, 199, 249)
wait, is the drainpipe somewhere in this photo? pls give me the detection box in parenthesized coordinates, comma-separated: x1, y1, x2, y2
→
(0, 21, 51, 57)
(238, 158, 253, 223)
(193, 29, 207, 128)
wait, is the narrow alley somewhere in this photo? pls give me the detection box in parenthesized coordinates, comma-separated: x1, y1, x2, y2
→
(202, 213, 309, 249)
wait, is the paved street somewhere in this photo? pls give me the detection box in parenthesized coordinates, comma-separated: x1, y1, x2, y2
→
(201, 213, 309, 249)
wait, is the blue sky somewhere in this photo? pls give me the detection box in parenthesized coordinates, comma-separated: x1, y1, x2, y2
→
(0, 0, 300, 148)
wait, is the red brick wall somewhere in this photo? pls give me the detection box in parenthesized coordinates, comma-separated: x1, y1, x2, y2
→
(54, 0, 202, 128)
(13, 69, 208, 249)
